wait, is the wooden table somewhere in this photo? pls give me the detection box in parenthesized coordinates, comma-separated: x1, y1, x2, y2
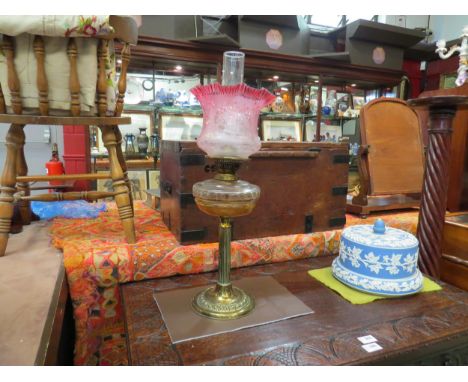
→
(0, 221, 74, 365)
(121, 256, 468, 365)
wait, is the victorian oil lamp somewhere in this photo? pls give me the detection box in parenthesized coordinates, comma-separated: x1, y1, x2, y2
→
(190, 51, 275, 319)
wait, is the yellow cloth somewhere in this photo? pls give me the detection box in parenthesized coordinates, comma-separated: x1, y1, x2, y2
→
(308, 267, 442, 304)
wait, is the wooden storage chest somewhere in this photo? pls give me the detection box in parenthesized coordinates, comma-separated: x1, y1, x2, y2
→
(160, 140, 350, 244)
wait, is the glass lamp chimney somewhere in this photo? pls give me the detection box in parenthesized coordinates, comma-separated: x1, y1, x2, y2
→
(222, 51, 245, 86)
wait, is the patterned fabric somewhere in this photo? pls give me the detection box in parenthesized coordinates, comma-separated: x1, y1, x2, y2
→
(50, 202, 419, 365)
(0, 15, 113, 37)
(64, 16, 113, 37)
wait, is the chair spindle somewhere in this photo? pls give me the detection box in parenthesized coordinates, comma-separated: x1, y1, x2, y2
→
(97, 40, 108, 117)
(3, 35, 22, 115)
(18, 190, 125, 202)
(33, 35, 49, 116)
(67, 38, 81, 116)
(114, 43, 131, 117)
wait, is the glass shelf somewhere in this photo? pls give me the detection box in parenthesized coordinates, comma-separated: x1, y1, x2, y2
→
(91, 152, 151, 160)
(156, 106, 202, 115)
(260, 112, 313, 120)
(312, 115, 359, 121)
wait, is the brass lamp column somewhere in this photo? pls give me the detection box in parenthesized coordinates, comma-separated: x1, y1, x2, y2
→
(192, 158, 259, 319)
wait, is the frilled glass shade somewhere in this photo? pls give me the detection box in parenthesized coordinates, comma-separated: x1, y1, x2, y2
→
(190, 83, 275, 159)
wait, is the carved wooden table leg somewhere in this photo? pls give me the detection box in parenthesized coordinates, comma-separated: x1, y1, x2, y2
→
(15, 124, 32, 225)
(100, 125, 136, 243)
(0, 124, 23, 256)
(408, 95, 468, 278)
(113, 125, 134, 212)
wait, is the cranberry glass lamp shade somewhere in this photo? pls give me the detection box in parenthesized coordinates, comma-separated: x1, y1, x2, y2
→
(190, 83, 275, 159)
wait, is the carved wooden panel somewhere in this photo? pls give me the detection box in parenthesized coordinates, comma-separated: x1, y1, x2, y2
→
(121, 256, 468, 366)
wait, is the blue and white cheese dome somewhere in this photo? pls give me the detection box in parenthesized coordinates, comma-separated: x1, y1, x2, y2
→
(332, 219, 423, 296)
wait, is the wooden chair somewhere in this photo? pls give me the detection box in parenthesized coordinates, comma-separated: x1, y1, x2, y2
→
(346, 97, 425, 217)
(0, 16, 138, 256)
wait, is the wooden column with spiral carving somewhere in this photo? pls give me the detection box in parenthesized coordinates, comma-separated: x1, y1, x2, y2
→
(408, 96, 468, 278)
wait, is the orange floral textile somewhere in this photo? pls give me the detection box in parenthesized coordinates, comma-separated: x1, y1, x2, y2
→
(50, 202, 419, 365)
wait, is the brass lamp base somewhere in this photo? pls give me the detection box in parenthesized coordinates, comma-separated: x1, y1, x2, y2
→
(192, 158, 260, 320)
(192, 284, 255, 320)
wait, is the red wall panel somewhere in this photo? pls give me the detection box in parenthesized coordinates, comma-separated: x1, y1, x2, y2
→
(62, 125, 91, 191)
(403, 60, 423, 98)
(425, 55, 459, 91)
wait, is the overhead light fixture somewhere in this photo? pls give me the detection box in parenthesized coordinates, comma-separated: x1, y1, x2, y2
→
(351, 83, 357, 87)
(273, 75, 279, 80)
(175, 65, 183, 71)
(280, 87, 288, 91)
(314, 80, 319, 83)
(117, 58, 122, 64)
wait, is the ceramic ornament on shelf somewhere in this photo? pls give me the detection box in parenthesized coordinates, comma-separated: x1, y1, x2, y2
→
(436, 26, 468, 86)
(137, 127, 149, 154)
(332, 219, 423, 296)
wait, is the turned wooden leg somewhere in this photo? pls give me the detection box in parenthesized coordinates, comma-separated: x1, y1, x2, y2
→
(0, 124, 23, 256)
(100, 125, 136, 243)
(15, 125, 31, 225)
(113, 126, 134, 212)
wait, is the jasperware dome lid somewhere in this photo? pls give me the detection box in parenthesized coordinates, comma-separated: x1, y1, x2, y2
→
(342, 219, 418, 250)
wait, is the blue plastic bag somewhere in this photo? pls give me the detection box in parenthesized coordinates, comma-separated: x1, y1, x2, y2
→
(31, 200, 107, 220)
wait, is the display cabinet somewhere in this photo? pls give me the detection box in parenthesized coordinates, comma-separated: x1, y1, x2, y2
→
(341, 117, 360, 144)
(92, 108, 155, 155)
(260, 113, 303, 142)
(158, 111, 203, 141)
(303, 115, 316, 142)
(95, 168, 160, 201)
(303, 115, 359, 143)
(90, 106, 158, 199)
